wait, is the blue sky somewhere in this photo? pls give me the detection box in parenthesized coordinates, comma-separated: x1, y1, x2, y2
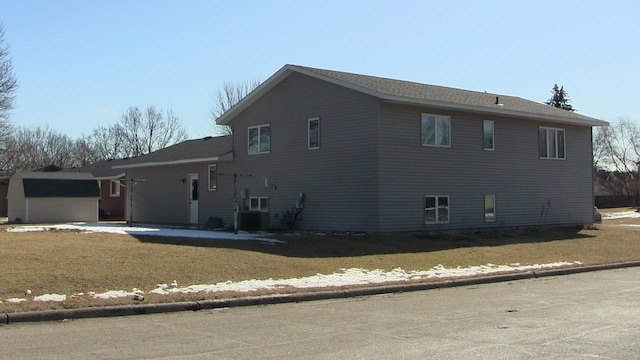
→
(1, 0, 638, 139)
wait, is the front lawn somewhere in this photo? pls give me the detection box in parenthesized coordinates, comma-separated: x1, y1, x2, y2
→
(1, 209, 638, 313)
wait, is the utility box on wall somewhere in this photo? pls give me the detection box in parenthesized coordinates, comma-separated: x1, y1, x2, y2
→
(239, 211, 270, 231)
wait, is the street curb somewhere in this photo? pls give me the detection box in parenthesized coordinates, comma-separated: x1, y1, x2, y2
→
(3, 261, 640, 325)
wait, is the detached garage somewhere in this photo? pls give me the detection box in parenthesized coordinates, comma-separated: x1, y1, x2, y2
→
(7, 172, 100, 223)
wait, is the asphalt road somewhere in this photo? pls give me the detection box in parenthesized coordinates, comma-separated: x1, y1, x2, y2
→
(1, 267, 639, 359)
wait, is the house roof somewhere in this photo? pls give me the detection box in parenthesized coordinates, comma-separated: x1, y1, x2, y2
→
(63, 158, 130, 179)
(216, 64, 608, 127)
(113, 135, 233, 169)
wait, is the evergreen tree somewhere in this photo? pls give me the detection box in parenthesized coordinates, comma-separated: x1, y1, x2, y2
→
(545, 84, 576, 112)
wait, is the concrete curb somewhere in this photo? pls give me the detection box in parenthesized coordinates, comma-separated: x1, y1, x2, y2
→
(3, 261, 640, 325)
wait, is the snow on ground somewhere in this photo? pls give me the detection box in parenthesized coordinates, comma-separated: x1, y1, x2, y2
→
(5, 222, 282, 243)
(3, 262, 581, 304)
(601, 210, 640, 219)
(1, 222, 585, 304)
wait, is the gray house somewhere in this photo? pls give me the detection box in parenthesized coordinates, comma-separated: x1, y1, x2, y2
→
(118, 64, 607, 232)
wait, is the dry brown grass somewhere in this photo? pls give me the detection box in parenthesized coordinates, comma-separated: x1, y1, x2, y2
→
(1, 209, 639, 313)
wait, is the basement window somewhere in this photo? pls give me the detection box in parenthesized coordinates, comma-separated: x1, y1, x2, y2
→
(250, 197, 269, 212)
(425, 195, 449, 224)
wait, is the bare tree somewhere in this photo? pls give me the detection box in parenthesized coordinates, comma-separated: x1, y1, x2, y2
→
(0, 22, 18, 153)
(87, 124, 128, 160)
(593, 117, 640, 197)
(209, 78, 261, 136)
(0, 125, 78, 171)
(117, 106, 188, 157)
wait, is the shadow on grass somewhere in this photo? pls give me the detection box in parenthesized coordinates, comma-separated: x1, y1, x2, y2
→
(132, 226, 596, 258)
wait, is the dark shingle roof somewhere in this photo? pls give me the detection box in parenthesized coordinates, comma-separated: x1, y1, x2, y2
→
(294, 65, 606, 126)
(23, 178, 100, 198)
(114, 136, 233, 169)
(217, 64, 607, 127)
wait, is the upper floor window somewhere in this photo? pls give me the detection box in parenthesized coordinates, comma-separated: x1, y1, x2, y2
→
(421, 113, 450, 147)
(248, 124, 270, 154)
(308, 117, 320, 150)
(483, 120, 494, 150)
(539, 127, 565, 159)
(208, 164, 217, 191)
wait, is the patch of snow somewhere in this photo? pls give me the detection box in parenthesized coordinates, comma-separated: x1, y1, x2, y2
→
(5, 223, 283, 243)
(150, 262, 581, 295)
(3, 262, 583, 305)
(91, 288, 144, 299)
(6, 298, 27, 303)
(34, 294, 66, 302)
(602, 210, 640, 219)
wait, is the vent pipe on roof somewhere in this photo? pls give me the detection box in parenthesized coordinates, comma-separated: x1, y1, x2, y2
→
(495, 96, 503, 106)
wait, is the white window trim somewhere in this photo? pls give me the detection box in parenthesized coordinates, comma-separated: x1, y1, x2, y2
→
(424, 195, 450, 224)
(483, 120, 495, 151)
(421, 113, 451, 148)
(539, 126, 566, 160)
(484, 194, 496, 222)
(308, 117, 320, 150)
(248, 124, 271, 155)
(110, 179, 121, 197)
(249, 196, 269, 212)
(208, 164, 217, 191)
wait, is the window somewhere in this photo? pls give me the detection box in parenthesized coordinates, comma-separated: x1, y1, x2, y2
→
(250, 197, 269, 212)
(421, 114, 450, 147)
(248, 124, 270, 154)
(483, 120, 494, 150)
(208, 164, 217, 191)
(539, 127, 565, 159)
(425, 195, 449, 224)
(484, 195, 495, 222)
(308, 117, 320, 150)
(110, 180, 121, 197)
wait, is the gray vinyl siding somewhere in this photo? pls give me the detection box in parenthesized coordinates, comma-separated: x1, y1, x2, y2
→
(378, 103, 594, 232)
(126, 163, 235, 226)
(226, 72, 381, 232)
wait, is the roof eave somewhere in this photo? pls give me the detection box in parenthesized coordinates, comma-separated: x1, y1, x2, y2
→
(113, 152, 233, 170)
(381, 96, 609, 127)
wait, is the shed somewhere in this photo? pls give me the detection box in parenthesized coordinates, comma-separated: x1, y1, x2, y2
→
(7, 172, 100, 223)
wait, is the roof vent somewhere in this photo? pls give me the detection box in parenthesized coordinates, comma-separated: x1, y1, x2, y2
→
(495, 96, 503, 106)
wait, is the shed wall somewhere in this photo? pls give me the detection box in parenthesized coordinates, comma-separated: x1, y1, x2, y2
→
(25, 198, 99, 223)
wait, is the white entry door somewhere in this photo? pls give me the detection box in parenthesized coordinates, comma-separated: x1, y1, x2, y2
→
(188, 173, 199, 224)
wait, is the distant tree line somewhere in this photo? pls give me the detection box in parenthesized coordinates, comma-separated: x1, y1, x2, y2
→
(0, 106, 187, 176)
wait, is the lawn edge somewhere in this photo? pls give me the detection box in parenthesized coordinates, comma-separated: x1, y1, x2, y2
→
(4, 260, 640, 325)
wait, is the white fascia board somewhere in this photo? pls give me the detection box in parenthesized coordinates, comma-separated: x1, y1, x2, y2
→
(94, 173, 127, 181)
(113, 153, 233, 169)
(381, 96, 609, 127)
